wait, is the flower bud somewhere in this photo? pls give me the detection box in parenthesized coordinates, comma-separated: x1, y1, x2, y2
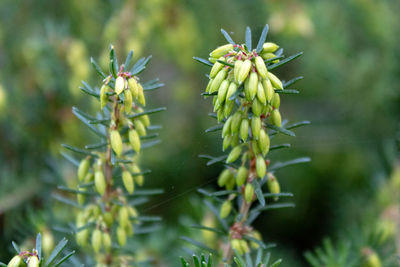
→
(262, 42, 279, 53)
(78, 157, 91, 182)
(225, 174, 235, 190)
(115, 76, 126, 95)
(249, 231, 262, 249)
(217, 80, 229, 105)
(262, 78, 274, 102)
(76, 229, 89, 247)
(230, 132, 239, 147)
(217, 109, 224, 122)
(248, 72, 258, 100)
(222, 117, 232, 138)
(210, 57, 225, 78)
(267, 72, 283, 90)
(240, 119, 249, 142)
(239, 240, 250, 254)
(205, 79, 213, 93)
(119, 206, 130, 228)
(100, 84, 108, 110)
(140, 114, 150, 127)
(231, 239, 244, 255)
(128, 129, 141, 153)
(103, 212, 114, 227)
(134, 119, 147, 136)
(236, 166, 248, 186)
(128, 78, 139, 99)
(226, 146, 242, 163)
(252, 99, 263, 117)
(135, 174, 144, 186)
(210, 44, 233, 58)
(272, 93, 280, 109)
(362, 248, 381, 267)
(27, 256, 39, 267)
(110, 130, 123, 156)
(122, 170, 134, 194)
(252, 140, 261, 155)
(233, 60, 243, 83)
(137, 83, 146, 106)
(270, 109, 282, 127)
(7, 255, 23, 267)
(237, 59, 252, 84)
(220, 201, 232, 219)
(77, 187, 86, 205)
(117, 226, 127, 246)
(92, 228, 103, 253)
(254, 56, 268, 79)
(268, 174, 280, 201)
(230, 112, 242, 134)
(251, 116, 261, 140)
(223, 135, 232, 151)
(256, 155, 266, 179)
(245, 183, 254, 203)
(257, 82, 267, 105)
(261, 52, 277, 61)
(218, 169, 233, 187)
(210, 69, 227, 93)
(224, 100, 234, 118)
(208, 57, 217, 64)
(124, 89, 133, 113)
(95, 171, 106, 196)
(258, 129, 270, 156)
(225, 82, 238, 101)
(102, 232, 112, 252)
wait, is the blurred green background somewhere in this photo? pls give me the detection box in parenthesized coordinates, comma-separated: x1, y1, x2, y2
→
(0, 0, 400, 266)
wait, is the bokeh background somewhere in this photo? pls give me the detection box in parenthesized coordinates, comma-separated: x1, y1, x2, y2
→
(0, 0, 400, 266)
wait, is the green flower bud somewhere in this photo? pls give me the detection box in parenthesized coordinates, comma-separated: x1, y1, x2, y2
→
(210, 68, 227, 93)
(268, 174, 280, 201)
(226, 146, 242, 163)
(135, 174, 144, 186)
(262, 78, 274, 102)
(128, 129, 141, 153)
(252, 140, 261, 155)
(100, 85, 109, 110)
(127, 78, 139, 99)
(257, 82, 267, 105)
(256, 155, 266, 179)
(217, 80, 229, 105)
(220, 200, 232, 219)
(254, 56, 268, 79)
(272, 93, 280, 109)
(258, 129, 270, 156)
(122, 170, 134, 194)
(231, 239, 244, 255)
(218, 169, 233, 187)
(261, 52, 277, 61)
(239, 240, 250, 254)
(224, 99, 234, 118)
(27, 256, 39, 267)
(77, 187, 86, 205)
(225, 82, 238, 101)
(262, 42, 279, 53)
(134, 119, 147, 136)
(115, 76, 126, 95)
(245, 183, 254, 203)
(76, 229, 89, 247)
(119, 206, 130, 228)
(140, 114, 151, 127)
(225, 174, 235, 190)
(223, 135, 232, 151)
(251, 116, 261, 140)
(117, 226, 127, 247)
(362, 248, 381, 267)
(248, 72, 258, 100)
(233, 60, 243, 83)
(205, 79, 213, 93)
(230, 112, 242, 134)
(236, 166, 248, 186)
(222, 117, 232, 138)
(124, 89, 133, 113)
(210, 57, 225, 78)
(110, 130, 123, 156)
(208, 57, 217, 64)
(231, 132, 240, 147)
(7, 255, 23, 267)
(249, 231, 263, 248)
(137, 83, 146, 106)
(78, 156, 91, 182)
(237, 59, 252, 84)
(102, 232, 112, 252)
(210, 44, 233, 58)
(217, 109, 224, 122)
(103, 212, 114, 227)
(270, 109, 282, 127)
(267, 72, 283, 90)
(240, 119, 249, 142)
(92, 229, 102, 253)
(252, 99, 263, 117)
(94, 171, 106, 196)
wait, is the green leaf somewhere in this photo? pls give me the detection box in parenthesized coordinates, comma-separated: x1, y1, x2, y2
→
(233, 249, 246, 267)
(263, 192, 293, 198)
(80, 81, 99, 98)
(141, 139, 161, 149)
(270, 259, 282, 267)
(131, 56, 152, 75)
(201, 92, 217, 96)
(269, 157, 311, 171)
(142, 78, 164, 91)
(217, 59, 234, 68)
(193, 57, 213, 67)
(258, 202, 296, 211)
(180, 237, 218, 254)
(268, 52, 303, 71)
(180, 257, 190, 267)
(252, 179, 265, 206)
(198, 154, 228, 166)
(243, 235, 267, 249)
(197, 189, 237, 197)
(109, 45, 118, 78)
(60, 152, 79, 167)
(221, 28, 235, 45)
(85, 142, 107, 150)
(124, 50, 134, 71)
(134, 224, 162, 234)
(36, 233, 42, 260)
(267, 124, 296, 137)
(283, 76, 303, 88)
(131, 215, 162, 222)
(264, 55, 285, 64)
(0, 262, 7, 267)
(46, 238, 68, 266)
(205, 124, 223, 133)
(57, 186, 95, 196)
(53, 250, 76, 267)
(61, 144, 95, 156)
(52, 194, 80, 208)
(245, 26, 252, 51)
(72, 107, 106, 137)
(140, 133, 159, 140)
(256, 24, 269, 53)
(204, 200, 229, 231)
(275, 89, 299, 94)
(12, 241, 20, 254)
(90, 57, 107, 79)
(130, 189, 164, 196)
(193, 255, 201, 267)
(285, 120, 310, 130)
(127, 107, 167, 119)
(190, 224, 226, 235)
(270, 144, 291, 151)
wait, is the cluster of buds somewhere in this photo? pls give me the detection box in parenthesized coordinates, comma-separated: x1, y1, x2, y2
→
(7, 253, 39, 267)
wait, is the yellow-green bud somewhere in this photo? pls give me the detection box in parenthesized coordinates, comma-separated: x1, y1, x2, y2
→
(210, 69, 227, 93)
(135, 174, 144, 186)
(122, 170, 134, 194)
(208, 57, 217, 64)
(237, 59, 252, 84)
(222, 117, 232, 138)
(92, 229, 102, 253)
(27, 256, 39, 267)
(100, 84, 108, 110)
(226, 146, 242, 163)
(233, 60, 243, 83)
(134, 119, 147, 136)
(245, 183, 254, 203)
(217, 109, 224, 122)
(231, 239, 244, 255)
(254, 56, 268, 79)
(257, 82, 267, 105)
(110, 130, 123, 156)
(256, 155, 266, 179)
(210, 57, 225, 78)
(77, 187, 86, 205)
(137, 83, 146, 106)
(115, 76, 126, 95)
(220, 201, 232, 219)
(252, 99, 263, 117)
(239, 240, 250, 254)
(103, 212, 114, 227)
(76, 229, 89, 247)
(117, 226, 127, 246)
(218, 169, 233, 187)
(217, 80, 229, 105)
(248, 72, 258, 100)
(236, 166, 248, 186)
(128, 129, 141, 153)
(7, 255, 23, 267)
(258, 129, 270, 156)
(267, 72, 283, 90)
(230, 112, 242, 134)
(261, 52, 277, 60)
(225, 174, 236, 190)
(223, 135, 232, 151)
(268, 174, 280, 201)
(119, 206, 130, 228)
(362, 248, 381, 267)
(128, 78, 139, 99)
(270, 109, 282, 127)
(124, 89, 133, 113)
(225, 82, 238, 101)
(240, 119, 249, 142)
(262, 78, 274, 102)
(249, 231, 262, 249)
(251, 116, 261, 140)
(224, 100, 234, 118)
(231, 132, 240, 147)
(94, 171, 106, 196)
(210, 44, 233, 58)
(78, 157, 91, 182)
(252, 140, 261, 155)
(272, 93, 280, 109)
(262, 42, 279, 53)
(102, 232, 112, 252)
(205, 79, 213, 93)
